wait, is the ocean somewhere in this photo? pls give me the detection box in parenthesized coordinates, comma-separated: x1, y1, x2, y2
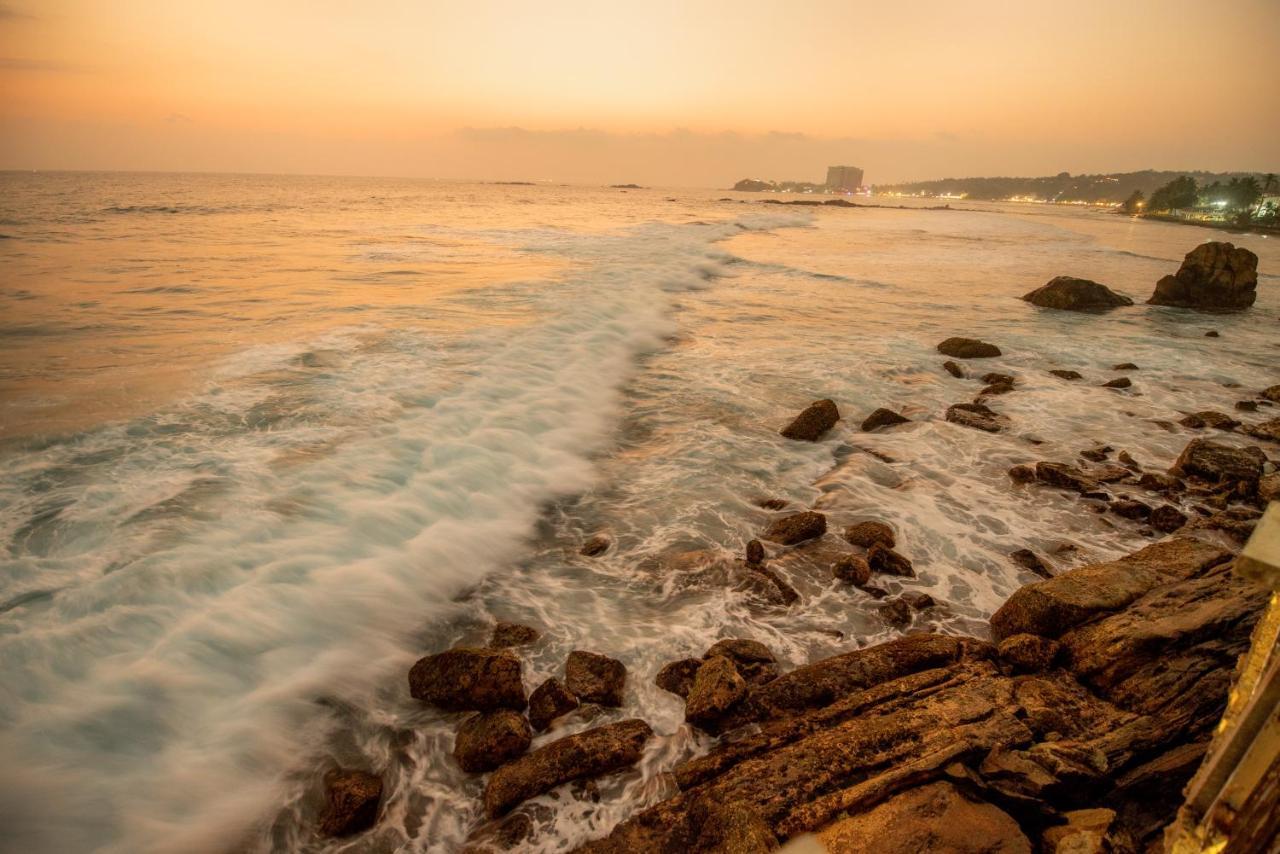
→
(0, 171, 1276, 853)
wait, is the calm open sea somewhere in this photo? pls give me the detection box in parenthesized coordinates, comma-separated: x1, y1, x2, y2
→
(0, 172, 1276, 852)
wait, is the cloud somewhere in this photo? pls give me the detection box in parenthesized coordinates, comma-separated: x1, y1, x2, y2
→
(0, 3, 33, 21)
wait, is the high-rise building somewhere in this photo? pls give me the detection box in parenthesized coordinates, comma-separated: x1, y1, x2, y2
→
(825, 165, 864, 193)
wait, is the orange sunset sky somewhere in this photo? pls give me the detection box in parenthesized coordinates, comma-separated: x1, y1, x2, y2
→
(1, 0, 1277, 186)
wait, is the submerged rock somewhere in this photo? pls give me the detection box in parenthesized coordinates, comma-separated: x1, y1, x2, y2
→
(1147, 241, 1259, 310)
(704, 639, 778, 686)
(780, 399, 840, 441)
(1178, 411, 1240, 431)
(1034, 462, 1098, 493)
(860, 407, 910, 432)
(745, 538, 765, 565)
(490, 622, 540, 648)
(1109, 498, 1152, 521)
(762, 511, 826, 545)
(1112, 362, 1139, 371)
(867, 542, 914, 577)
(565, 650, 626, 707)
(942, 360, 965, 378)
(482, 719, 653, 817)
(1101, 377, 1131, 389)
(1049, 369, 1083, 380)
(528, 677, 579, 731)
(409, 647, 526, 712)
(319, 768, 383, 837)
(1010, 548, 1053, 579)
(946, 402, 1008, 432)
(937, 337, 1002, 358)
(454, 710, 533, 772)
(843, 520, 896, 549)
(580, 534, 612, 557)
(1023, 276, 1133, 311)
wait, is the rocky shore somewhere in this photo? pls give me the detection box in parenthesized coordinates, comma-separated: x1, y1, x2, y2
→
(314, 242, 1275, 852)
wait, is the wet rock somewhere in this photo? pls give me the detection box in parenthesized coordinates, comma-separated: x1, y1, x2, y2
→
(998, 634, 1060, 673)
(580, 534, 612, 557)
(842, 520, 895, 549)
(565, 651, 626, 707)
(528, 677, 579, 731)
(937, 337, 1002, 358)
(1150, 504, 1188, 534)
(455, 710, 533, 773)
(1170, 438, 1266, 483)
(1184, 506, 1263, 542)
(1147, 241, 1259, 310)
(705, 639, 778, 685)
(1178, 411, 1240, 430)
(1042, 808, 1117, 854)
(686, 656, 749, 729)
(1261, 385, 1280, 403)
(1035, 462, 1099, 493)
(1260, 472, 1280, 503)
(780, 399, 840, 442)
(1204, 329, 1220, 337)
(409, 647, 526, 712)
(755, 497, 789, 511)
(1118, 450, 1140, 469)
(319, 768, 383, 837)
(867, 543, 914, 577)
(490, 623, 540, 648)
(1050, 369, 1083, 380)
(982, 372, 1015, 385)
(1241, 417, 1280, 443)
(943, 360, 965, 378)
(860, 407, 910, 431)
(990, 538, 1231, 641)
(833, 554, 871, 586)
(1101, 377, 1131, 389)
(946, 401, 1008, 432)
(695, 802, 779, 852)
(655, 659, 702, 699)
(1112, 362, 1139, 371)
(818, 781, 1032, 854)
(1109, 498, 1151, 521)
(762, 511, 826, 545)
(733, 567, 798, 607)
(1079, 445, 1111, 462)
(1023, 276, 1133, 311)
(745, 538, 765, 566)
(1010, 548, 1053, 579)
(978, 381, 1015, 397)
(1138, 472, 1184, 494)
(901, 592, 936, 610)
(1008, 464, 1037, 483)
(877, 596, 913, 626)
(482, 719, 653, 817)
(1235, 400, 1259, 412)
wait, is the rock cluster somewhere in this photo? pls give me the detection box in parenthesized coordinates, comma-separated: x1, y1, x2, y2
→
(1147, 241, 1259, 310)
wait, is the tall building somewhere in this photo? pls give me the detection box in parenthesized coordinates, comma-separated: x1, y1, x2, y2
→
(825, 165, 864, 193)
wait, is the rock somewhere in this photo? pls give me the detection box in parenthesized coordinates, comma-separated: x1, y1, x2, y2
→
(943, 360, 965, 378)
(454, 710, 533, 773)
(1042, 808, 1117, 854)
(833, 554, 872, 586)
(1205, 330, 1220, 337)
(482, 719, 653, 817)
(580, 534, 611, 556)
(978, 381, 1015, 397)
(1118, 450, 1140, 469)
(1236, 400, 1259, 412)
(694, 802, 779, 852)
(1112, 362, 1139, 371)
(1170, 438, 1266, 483)
(1261, 385, 1280, 403)
(1023, 276, 1133, 311)
(1260, 472, 1280, 503)
(998, 634, 1060, 673)
(648, 660, 702, 707)
(733, 567, 798, 607)
(490, 622, 540, 648)
(860, 408, 910, 431)
(1147, 241, 1259, 310)
(1138, 472, 1184, 494)
(878, 597, 913, 626)
(1109, 498, 1151, 521)
(565, 650, 626, 707)
(745, 538, 765, 565)
(1050, 369, 1083, 380)
(319, 768, 383, 837)
(1079, 445, 1111, 462)
(1101, 377, 1131, 389)
(1150, 504, 1188, 533)
(755, 497, 789, 510)
(982, 373, 1015, 385)
(867, 543, 914, 577)
(528, 677, 579, 731)
(409, 647, 526, 712)
(780, 399, 840, 441)
(1010, 548, 1053, 579)
(946, 402, 1008, 432)
(937, 337, 1002, 358)
(1184, 506, 1263, 542)
(705, 639, 778, 686)
(990, 538, 1231, 641)
(817, 782, 1032, 854)
(843, 520, 896, 549)
(685, 656, 749, 729)
(1241, 417, 1280, 443)
(1035, 462, 1099, 493)
(1008, 464, 1037, 483)
(762, 511, 826, 545)
(1179, 411, 1240, 430)
(902, 592, 936, 610)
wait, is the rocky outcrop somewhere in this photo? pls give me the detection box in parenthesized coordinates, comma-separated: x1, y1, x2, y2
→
(762, 511, 827, 545)
(937, 337, 1002, 358)
(565, 650, 627, 707)
(780, 399, 840, 441)
(1023, 277, 1133, 311)
(454, 710, 533, 772)
(319, 768, 383, 837)
(1147, 242, 1259, 310)
(483, 719, 653, 817)
(409, 647, 526, 711)
(860, 408, 910, 431)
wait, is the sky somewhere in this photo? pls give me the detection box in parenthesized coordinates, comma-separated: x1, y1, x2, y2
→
(1, 0, 1278, 186)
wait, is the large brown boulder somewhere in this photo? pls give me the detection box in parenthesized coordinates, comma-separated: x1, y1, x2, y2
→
(1147, 241, 1259, 310)
(704, 639, 778, 685)
(482, 719, 653, 817)
(1170, 438, 1267, 483)
(685, 656, 749, 729)
(780, 399, 840, 441)
(1241, 417, 1280, 443)
(937, 337, 1001, 358)
(454, 710, 533, 772)
(528, 677, 579, 731)
(565, 650, 627, 707)
(318, 768, 383, 837)
(409, 647, 526, 711)
(843, 520, 895, 549)
(655, 658, 703, 699)
(762, 511, 826, 545)
(1023, 277, 1133, 311)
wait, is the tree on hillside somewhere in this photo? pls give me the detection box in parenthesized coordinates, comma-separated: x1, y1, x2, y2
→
(1147, 176, 1198, 212)
(1262, 173, 1278, 194)
(1121, 189, 1145, 214)
(1226, 176, 1262, 210)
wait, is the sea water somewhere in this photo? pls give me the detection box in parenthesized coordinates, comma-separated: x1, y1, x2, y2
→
(0, 172, 1276, 852)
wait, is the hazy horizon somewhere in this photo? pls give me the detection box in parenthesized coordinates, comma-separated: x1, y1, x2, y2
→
(3, 0, 1278, 186)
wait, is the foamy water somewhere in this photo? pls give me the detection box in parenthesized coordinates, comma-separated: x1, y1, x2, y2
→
(0, 173, 1276, 853)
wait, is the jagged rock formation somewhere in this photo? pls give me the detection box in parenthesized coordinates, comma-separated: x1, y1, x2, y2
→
(1147, 242, 1259, 310)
